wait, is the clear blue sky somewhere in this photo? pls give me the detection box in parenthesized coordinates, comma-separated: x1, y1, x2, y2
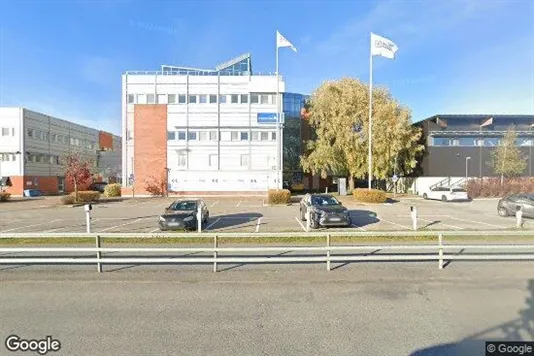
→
(1, 0, 533, 136)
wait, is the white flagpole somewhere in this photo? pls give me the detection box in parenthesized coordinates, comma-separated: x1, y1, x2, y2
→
(276, 42, 281, 190)
(368, 33, 373, 190)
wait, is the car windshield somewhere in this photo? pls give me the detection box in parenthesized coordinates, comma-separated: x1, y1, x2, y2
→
(169, 201, 197, 211)
(452, 188, 466, 192)
(311, 195, 340, 206)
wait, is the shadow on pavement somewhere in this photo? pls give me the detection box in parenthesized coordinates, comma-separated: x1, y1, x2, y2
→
(410, 279, 534, 356)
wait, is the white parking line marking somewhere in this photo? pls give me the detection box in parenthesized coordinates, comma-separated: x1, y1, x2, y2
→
(43, 219, 101, 232)
(446, 216, 506, 229)
(0, 219, 62, 233)
(235, 201, 242, 207)
(418, 217, 464, 230)
(205, 218, 221, 230)
(210, 202, 219, 207)
(149, 228, 160, 233)
(255, 218, 262, 233)
(351, 224, 366, 231)
(377, 217, 411, 230)
(295, 217, 307, 232)
(96, 218, 142, 232)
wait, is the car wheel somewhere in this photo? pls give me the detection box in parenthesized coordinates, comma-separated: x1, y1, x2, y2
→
(498, 207, 509, 217)
(422, 193, 428, 200)
(441, 195, 447, 202)
(300, 208, 306, 221)
(310, 214, 319, 229)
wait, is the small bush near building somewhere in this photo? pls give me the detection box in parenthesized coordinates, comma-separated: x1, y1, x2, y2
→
(60, 195, 76, 205)
(0, 192, 11, 202)
(267, 189, 291, 205)
(353, 188, 387, 203)
(104, 183, 122, 197)
(70, 191, 101, 203)
(466, 177, 534, 198)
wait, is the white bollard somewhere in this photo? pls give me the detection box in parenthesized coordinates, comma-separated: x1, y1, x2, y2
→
(84, 204, 92, 233)
(197, 207, 202, 233)
(411, 206, 418, 231)
(516, 207, 524, 229)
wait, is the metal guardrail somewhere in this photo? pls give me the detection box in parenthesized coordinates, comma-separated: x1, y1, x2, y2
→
(1, 231, 534, 273)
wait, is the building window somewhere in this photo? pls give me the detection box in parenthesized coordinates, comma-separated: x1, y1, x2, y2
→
(178, 94, 186, 104)
(240, 154, 249, 167)
(231, 94, 239, 104)
(27, 128, 33, 138)
(261, 132, 269, 141)
(167, 131, 176, 141)
(458, 137, 476, 146)
(51, 134, 57, 142)
(188, 132, 197, 140)
(240, 132, 249, 141)
(260, 94, 269, 104)
(137, 94, 147, 104)
(188, 95, 197, 104)
(231, 132, 239, 141)
(199, 94, 207, 104)
(251, 94, 259, 104)
(147, 94, 156, 104)
(178, 151, 187, 167)
(209, 154, 217, 167)
(209, 94, 217, 104)
(127, 94, 135, 104)
(240, 94, 248, 104)
(272, 131, 276, 141)
(432, 137, 451, 146)
(1, 128, 10, 136)
(219, 95, 227, 104)
(484, 138, 500, 146)
(209, 131, 218, 141)
(168, 94, 177, 104)
(220, 132, 231, 141)
(157, 94, 168, 104)
(177, 131, 186, 140)
(251, 131, 259, 141)
(199, 132, 208, 141)
(516, 138, 531, 146)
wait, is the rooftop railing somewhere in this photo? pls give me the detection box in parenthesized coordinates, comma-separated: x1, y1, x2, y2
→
(124, 71, 279, 77)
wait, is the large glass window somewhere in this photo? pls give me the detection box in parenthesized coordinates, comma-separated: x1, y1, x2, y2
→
(432, 137, 451, 146)
(209, 131, 218, 141)
(240, 94, 248, 104)
(219, 95, 227, 104)
(199, 95, 207, 104)
(516, 138, 532, 146)
(167, 131, 176, 141)
(157, 94, 167, 104)
(178, 95, 186, 104)
(177, 131, 186, 140)
(251, 131, 259, 141)
(251, 94, 259, 104)
(484, 138, 500, 146)
(188, 95, 197, 104)
(188, 132, 197, 140)
(231, 132, 239, 141)
(168, 94, 177, 104)
(147, 94, 155, 104)
(458, 137, 476, 146)
(199, 132, 208, 141)
(261, 132, 269, 141)
(231, 94, 239, 104)
(260, 94, 269, 104)
(127, 94, 135, 104)
(209, 94, 217, 104)
(240, 132, 249, 141)
(137, 94, 147, 104)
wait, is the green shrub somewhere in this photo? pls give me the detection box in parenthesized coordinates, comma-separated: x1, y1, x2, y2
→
(60, 195, 76, 205)
(0, 192, 11, 202)
(353, 188, 387, 203)
(267, 189, 291, 205)
(104, 183, 122, 197)
(70, 191, 101, 203)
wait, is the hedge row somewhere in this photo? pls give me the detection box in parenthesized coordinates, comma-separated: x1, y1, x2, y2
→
(70, 191, 101, 203)
(267, 189, 291, 205)
(466, 177, 534, 198)
(104, 183, 121, 197)
(352, 188, 387, 203)
(0, 192, 11, 202)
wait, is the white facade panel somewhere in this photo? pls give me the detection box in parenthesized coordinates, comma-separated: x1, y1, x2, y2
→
(168, 171, 280, 192)
(0, 107, 24, 177)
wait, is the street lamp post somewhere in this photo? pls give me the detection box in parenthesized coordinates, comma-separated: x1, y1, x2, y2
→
(465, 157, 471, 183)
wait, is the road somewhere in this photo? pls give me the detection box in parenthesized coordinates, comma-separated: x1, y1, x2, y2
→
(1, 263, 533, 356)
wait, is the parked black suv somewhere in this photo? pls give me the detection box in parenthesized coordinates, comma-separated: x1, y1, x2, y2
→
(299, 193, 351, 229)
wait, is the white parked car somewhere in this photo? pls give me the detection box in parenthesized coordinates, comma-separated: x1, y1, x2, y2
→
(422, 187, 469, 202)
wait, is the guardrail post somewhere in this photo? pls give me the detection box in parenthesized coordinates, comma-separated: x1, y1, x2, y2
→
(326, 234, 331, 271)
(213, 235, 218, 273)
(96, 234, 102, 273)
(438, 233, 443, 270)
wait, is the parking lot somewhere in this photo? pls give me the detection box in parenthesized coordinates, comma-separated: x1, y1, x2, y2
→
(0, 195, 530, 234)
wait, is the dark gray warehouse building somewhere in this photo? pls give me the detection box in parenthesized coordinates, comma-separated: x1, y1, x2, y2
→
(413, 114, 534, 178)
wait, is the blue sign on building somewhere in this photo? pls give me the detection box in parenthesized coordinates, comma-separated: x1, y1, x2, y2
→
(257, 113, 280, 124)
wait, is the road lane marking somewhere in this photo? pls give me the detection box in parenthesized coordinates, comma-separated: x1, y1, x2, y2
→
(96, 218, 142, 232)
(446, 216, 506, 229)
(351, 224, 366, 231)
(295, 217, 307, 232)
(205, 218, 221, 230)
(149, 228, 160, 233)
(210, 202, 218, 207)
(418, 217, 464, 230)
(235, 201, 242, 207)
(43, 219, 101, 232)
(255, 218, 262, 233)
(0, 219, 62, 233)
(377, 217, 411, 230)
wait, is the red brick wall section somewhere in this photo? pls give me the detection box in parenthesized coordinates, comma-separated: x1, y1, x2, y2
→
(134, 104, 168, 195)
(99, 131, 113, 151)
(3, 176, 24, 196)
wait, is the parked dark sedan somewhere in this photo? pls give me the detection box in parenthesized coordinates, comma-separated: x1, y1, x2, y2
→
(497, 194, 534, 217)
(299, 193, 351, 229)
(158, 199, 209, 231)
(88, 182, 108, 193)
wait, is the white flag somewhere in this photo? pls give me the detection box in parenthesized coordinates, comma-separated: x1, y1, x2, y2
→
(277, 30, 297, 52)
(370, 33, 398, 59)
